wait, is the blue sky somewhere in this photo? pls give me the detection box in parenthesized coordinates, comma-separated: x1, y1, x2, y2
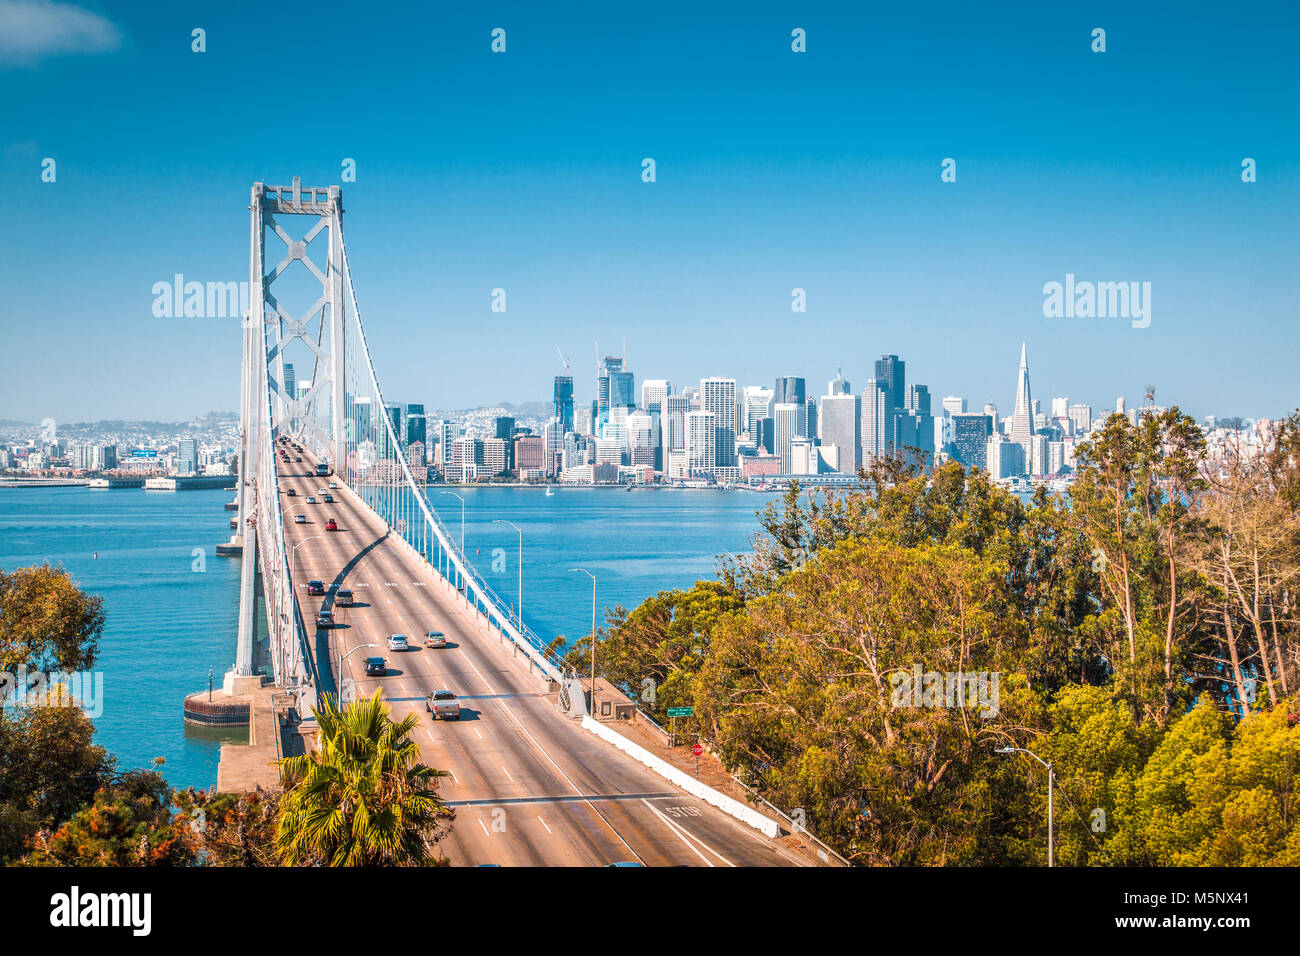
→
(1, 0, 1297, 423)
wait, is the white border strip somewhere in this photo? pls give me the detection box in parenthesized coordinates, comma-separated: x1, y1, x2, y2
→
(581, 716, 780, 839)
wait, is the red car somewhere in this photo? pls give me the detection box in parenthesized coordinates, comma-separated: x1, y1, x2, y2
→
(306, 580, 325, 596)
(325, 518, 338, 531)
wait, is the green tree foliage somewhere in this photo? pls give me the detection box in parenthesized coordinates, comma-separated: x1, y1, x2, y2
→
(22, 770, 198, 866)
(173, 787, 282, 867)
(0, 563, 105, 673)
(583, 407, 1300, 865)
(276, 691, 453, 866)
(0, 702, 114, 862)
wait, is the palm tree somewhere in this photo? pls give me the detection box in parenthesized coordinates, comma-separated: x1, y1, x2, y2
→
(276, 691, 452, 865)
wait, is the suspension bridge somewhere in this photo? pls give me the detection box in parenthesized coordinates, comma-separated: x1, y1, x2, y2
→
(221, 177, 808, 866)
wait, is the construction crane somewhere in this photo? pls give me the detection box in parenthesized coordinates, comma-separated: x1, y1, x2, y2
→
(555, 344, 571, 371)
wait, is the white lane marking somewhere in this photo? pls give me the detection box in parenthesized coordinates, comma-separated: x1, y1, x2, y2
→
(501, 765, 514, 782)
(455, 645, 645, 866)
(478, 818, 491, 837)
(537, 816, 552, 835)
(474, 728, 483, 740)
(641, 799, 735, 868)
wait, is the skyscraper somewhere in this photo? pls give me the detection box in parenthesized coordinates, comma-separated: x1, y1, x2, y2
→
(553, 376, 574, 432)
(741, 385, 774, 436)
(951, 413, 993, 471)
(827, 369, 850, 396)
(663, 395, 690, 453)
(773, 402, 807, 474)
(641, 379, 670, 413)
(861, 379, 890, 466)
(700, 377, 737, 468)
(820, 381, 861, 474)
(1009, 342, 1035, 445)
(773, 376, 806, 408)
(1069, 403, 1092, 435)
(405, 403, 426, 447)
(873, 355, 905, 413)
(685, 410, 716, 477)
(177, 438, 198, 475)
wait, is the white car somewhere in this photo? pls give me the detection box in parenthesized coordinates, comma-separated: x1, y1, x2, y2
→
(424, 630, 447, 649)
(387, 633, 410, 652)
(294, 514, 306, 524)
(305, 495, 316, 504)
(329, 481, 339, 489)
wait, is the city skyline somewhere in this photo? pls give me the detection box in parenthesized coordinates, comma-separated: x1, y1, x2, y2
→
(3, 3, 1298, 422)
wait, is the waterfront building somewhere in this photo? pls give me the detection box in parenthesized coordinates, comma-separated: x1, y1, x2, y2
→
(685, 409, 717, 477)
(820, 385, 861, 474)
(773, 401, 807, 475)
(701, 377, 738, 468)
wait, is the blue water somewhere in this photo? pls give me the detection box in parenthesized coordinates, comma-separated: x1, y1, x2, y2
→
(0, 485, 770, 788)
(0, 487, 242, 790)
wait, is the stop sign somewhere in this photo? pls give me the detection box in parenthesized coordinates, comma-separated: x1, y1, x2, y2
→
(691, 743, 704, 756)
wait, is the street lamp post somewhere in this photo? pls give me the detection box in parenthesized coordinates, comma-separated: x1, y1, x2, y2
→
(440, 491, 465, 587)
(494, 519, 522, 628)
(291, 535, 323, 589)
(997, 746, 1054, 866)
(337, 642, 379, 705)
(572, 568, 596, 717)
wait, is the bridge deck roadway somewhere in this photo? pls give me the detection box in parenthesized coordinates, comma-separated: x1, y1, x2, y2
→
(275, 449, 805, 866)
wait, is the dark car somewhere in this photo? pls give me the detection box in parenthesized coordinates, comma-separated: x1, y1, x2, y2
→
(306, 580, 325, 596)
(295, 456, 302, 462)
(316, 610, 334, 628)
(335, 588, 354, 607)
(364, 657, 387, 677)
(286, 488, 296, 496)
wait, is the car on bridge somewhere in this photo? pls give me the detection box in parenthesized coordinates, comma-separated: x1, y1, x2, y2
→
(424, 631, 447, 649)
(322, 493, 334, 503)
(286, 488, 296, 496)
(387, 634, 410, 652)
(305, 495, 316, 504)
(306, 580, 325, 596)
(316, 610, 334, 628)
(364, 657, 387, 677)
(329, 481, 339, 489)
(426, 690, 460, 720)
(325, 518, 338, 531)
(295, 456, 302, 462)
(294, 514, 307, 524)
(335, 588, 354, 606)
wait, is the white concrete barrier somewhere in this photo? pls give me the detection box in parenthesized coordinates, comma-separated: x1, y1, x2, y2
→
(581, 716, 781, 839)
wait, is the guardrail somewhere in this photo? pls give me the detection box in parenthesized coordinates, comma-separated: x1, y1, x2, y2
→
(623, 699, 852, 866)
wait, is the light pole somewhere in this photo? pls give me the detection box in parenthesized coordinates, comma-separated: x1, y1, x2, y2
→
(291, 535, 322, 588)
(572, 568, 596, 717)
(494, 519, 522, 628)
(337, 642, 379, 705)
(440, 490, 465, 588)
(997, 746, 1054, 866)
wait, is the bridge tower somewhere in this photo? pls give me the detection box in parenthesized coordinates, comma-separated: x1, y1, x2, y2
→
(227, 177, 347, 702)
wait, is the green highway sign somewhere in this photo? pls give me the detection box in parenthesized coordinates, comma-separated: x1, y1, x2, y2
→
(667, 707, 694, 717)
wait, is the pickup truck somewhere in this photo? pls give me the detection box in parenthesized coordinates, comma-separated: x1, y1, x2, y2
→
(425, 690, 460, 720)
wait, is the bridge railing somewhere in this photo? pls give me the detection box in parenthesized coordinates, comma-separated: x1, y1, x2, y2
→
(253, 276, 315, 708)
(327, 223, 572, 685)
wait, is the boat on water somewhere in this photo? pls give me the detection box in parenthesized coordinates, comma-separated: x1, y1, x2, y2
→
(544, 487, 554, 497)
